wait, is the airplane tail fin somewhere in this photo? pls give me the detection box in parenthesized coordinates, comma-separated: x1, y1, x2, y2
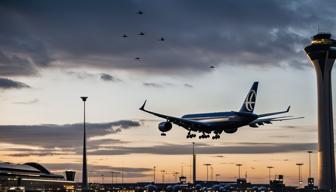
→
(239, 82, 258, 113)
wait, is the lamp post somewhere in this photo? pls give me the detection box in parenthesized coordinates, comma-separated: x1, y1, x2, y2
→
(296, 163, 304, 188)
(204, 164, 211, 181)
(236, 164, 242, 179)
(210, 166, 214, 181)
(153, 166, 156, 183)
(81, 96, 88, 192)
(173, 172, 179, 182)
(101, 173, 104, 184)
(161, 170, 166, 183)
(111, 171, 115, 184)
(215, 174, 220, 181)
(192, 142, 196, 183)
(267, 166, 274, 182)
(307, 151, 313, 178)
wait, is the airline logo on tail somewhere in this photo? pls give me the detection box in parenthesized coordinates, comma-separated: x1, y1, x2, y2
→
(245, 90, 256, 112)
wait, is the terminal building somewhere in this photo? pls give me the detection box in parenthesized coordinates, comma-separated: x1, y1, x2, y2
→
(0, 162, 76, 192)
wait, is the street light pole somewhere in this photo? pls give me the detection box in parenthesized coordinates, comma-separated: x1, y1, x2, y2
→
(161, 170, 166, 183)
(81, 96, 88, 192)
(215, 174, 220, 181)
(296, 163, 304, 188)
(204, 164, 211, 181)
(307, 151, 313, 178)
(236, 164, 242, 179)
(267, 166, 274, 182)
(210, 166, 214, 181)
(153, 166, 156, 183)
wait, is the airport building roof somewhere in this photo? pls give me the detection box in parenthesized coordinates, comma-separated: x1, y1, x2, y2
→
(0, 162, 64, 179)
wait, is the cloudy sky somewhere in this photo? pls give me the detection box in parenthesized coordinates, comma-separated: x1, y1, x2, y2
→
(0, 0, 336, 185)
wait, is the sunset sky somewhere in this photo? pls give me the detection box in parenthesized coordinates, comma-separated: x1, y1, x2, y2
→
(0, 0, 336, 185)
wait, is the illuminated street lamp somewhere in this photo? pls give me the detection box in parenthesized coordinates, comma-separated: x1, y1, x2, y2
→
(296, 163, 304, 188)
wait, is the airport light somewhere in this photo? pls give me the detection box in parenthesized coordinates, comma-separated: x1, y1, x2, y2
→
(80, 96, 88, 192)
(236, 164, 243, 179)
(121, 167, 124, 184)
(173, 172, 179, 182)
(153, 166, 156, 183)
(210, 166, 214, 181)
(181, 163, 184, 176)
(161, 170, 166, 183)
(296, 163, 304, 188)
(215, 174, 220, 181)
(267, 166, 274, 182)
(203, 164, 211, 181)
(111, 171, 116, 184)
(307, 151, 313, 178)
(192, 142, 196, 183)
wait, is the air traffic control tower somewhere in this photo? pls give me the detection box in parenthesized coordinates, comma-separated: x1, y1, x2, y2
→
(305, 33, 336, 191)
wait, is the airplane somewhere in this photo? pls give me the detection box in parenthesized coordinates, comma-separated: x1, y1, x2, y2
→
(139, 81, 302, 140)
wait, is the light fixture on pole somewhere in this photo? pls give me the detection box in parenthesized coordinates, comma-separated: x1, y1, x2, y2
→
(215, 174, 220, 181)
(236, 164, 243, 179)
(267, 166, 274, 182)
(153, 166, 156, 183)
(203, 164, 211, 181)
(296, 163, 304, 188)
(161, 170, 166, 183)
(80, 96, 88, 192)
(307, 151, 313, 178)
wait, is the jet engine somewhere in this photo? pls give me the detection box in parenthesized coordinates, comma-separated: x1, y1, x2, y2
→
(224, 128, 237, 134)
(158, 122, 172, 132)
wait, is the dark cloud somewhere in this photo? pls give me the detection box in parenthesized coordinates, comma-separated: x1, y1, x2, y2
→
(88, 142, 317, 156)
(41, 163, 152, 179)
(0, 51, 38, 76)
(1, 0, 334, 76)
(0, 77, 30, 89)
(143, 82, 164, 88)
(184, 83, 193, 88)
(100, 73, 121, 82)
(65, 71, 96, 79)
(0, 120, 140, 148)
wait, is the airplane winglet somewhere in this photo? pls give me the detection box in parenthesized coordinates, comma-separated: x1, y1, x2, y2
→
(286, 105, 291, 112)
(139, 100, 147, 110)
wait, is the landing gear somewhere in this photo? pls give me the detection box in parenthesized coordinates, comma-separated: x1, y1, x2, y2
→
(198, 133, 210, 139)
(161, 133, 166, 136)
(186, 132, 196, 138)
(212, 135, 220, 140)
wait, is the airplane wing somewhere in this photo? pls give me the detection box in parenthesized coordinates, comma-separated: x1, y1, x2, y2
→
(257, 106, 290, 118)
(139, 100, 205, 130)
(249, 116, 304, 128)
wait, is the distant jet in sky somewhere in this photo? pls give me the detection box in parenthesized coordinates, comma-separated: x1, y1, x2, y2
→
(140, 82, 302, 139)
(138, 32, 145, 36)
(135, 57, 141, 60)
(122, 34, 128, 38)
(159, 37, 165, 41)
(209, 65, 215, 69)
(137, 10, 143, 15)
